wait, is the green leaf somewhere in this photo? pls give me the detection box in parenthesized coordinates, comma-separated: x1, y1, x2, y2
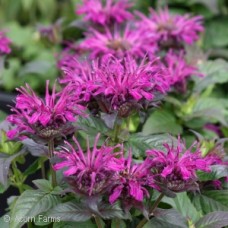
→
(162, 192, 200, 223)
(184, 97, 228, 126)
(0, 149, 26, 187)
(197, 165, 228, 181)
(77, 115, 108, 136)
(53, 221, 96, 228)
(33, 179, 53, 192)
(99, 203, 125, 219)
(48, 201, 92, 222)
(145, 209, 188, 228)
(0, 214, 10, 228)
(194, 60, 228, 93)
(195, 211, 228, 228)
(142, 109, 182, 135)
(23, 159, 40, 176)
(204, 17, 228, 48)
(192, 191, 228, 215)
(125, 133, 177, 158)
(10, 189, 60, 228)
(19, 60, 53, 76)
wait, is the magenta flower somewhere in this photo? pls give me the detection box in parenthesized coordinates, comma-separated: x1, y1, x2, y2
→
(109, 151, 151, 207)
(76, 0, 133, 26)
(0, 31, 11, 55)
(163, 50, 201, 90)
(80, 25, 157, 59)
(7, 81, 85, 140)
(61, 55, 169, 117)
(146, 137, 211, 193)
(53, 134, 123, 196)
(138, 8, 204, 47)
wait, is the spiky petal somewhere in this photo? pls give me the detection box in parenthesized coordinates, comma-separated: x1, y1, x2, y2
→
(53, 134, 124, 196)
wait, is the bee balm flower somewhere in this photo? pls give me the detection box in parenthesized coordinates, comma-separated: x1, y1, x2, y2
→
(146, 137, 211, 194)
(7, 81, 85, 140)
(76, 0, 133, 26)
(0, 31, 11, 55)
(61, 55, 169, 117)
(53, 134, 124, 196)
(138, 8, 204, 48)
(80, 25, 157, 59)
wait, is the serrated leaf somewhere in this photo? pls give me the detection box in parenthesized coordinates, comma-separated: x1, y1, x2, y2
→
(53, 221, 96, 228)
(145, 209, 188, 228)
(143, 109, 182, 135)
(194, 60, 228, 93)
(10, 189, 60, 228)
(99, 203, 125, 219)
(22, 139, 48, 157)
(125, 133, 178, 158)
(185, 97, 228, 126)
(77, 115, 108, 135)
(197, 165, 228, 181)
(33, 179, 53, 192)
(204, 18, 228, 48)
(192, 191, 228, 215)
(162, 192, 200, 223)
(0, 149, 26, 187)
(48, 201, 92, 222)
(195, 211, 228, 228)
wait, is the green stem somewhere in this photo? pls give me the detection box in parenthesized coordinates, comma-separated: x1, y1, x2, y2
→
(113, 121, 122, 143)
(94, 216, 103, 228)
(136, 193, 164, 228)
(41, 161, 46, 179)
(48, 139, 57, 187)
(27, 222, 33, 228)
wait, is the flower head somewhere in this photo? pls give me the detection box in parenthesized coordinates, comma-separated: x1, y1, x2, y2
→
(138, 8, 204, 48)
(76, 0, 133, 26)
(61, 55, 169, 117)
(53, 134, 123, 196)
(0, 31, 11, 55)
(164, 50, 201, 90)
(146, 137, 211, 193)
(7, 81, 85, 140)
(109, 151, 151, 207)
(80, 25, 157, 59)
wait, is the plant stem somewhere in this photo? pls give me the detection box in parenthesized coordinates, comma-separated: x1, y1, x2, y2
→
(94, 216, 103, 228)
(48, 139, 57, 187)
(113, 121, 122, 143)
(136, 193, 164, 228)
(40, 159, 46, 179)
(27, 222, 33, 228)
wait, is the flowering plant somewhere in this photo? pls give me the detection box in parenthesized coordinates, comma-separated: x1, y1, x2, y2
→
(0, 1, 228, 228)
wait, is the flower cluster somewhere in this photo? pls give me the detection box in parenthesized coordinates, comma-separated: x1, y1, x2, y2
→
(0, 31, 11, 55)
(54, 134, 123, 196)
(7, 81, 85, 140)
(61, 55, 169, 117)
(53, 134, 213, 208)
(163, 50, 202, 91)
(80, 25, 157, 59)
(76, 0, 133, 26)
(138, 8, 204, 48)
(146, 138, 211, 193)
